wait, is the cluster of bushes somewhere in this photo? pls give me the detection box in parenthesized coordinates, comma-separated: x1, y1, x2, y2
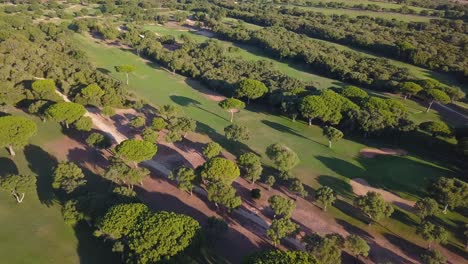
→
(207, 0, 468, 78)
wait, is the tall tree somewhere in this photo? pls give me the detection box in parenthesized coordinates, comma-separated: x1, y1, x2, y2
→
(0, 174, 36, 203)
(219, 98, 245, 122)
(420, 249, 446, 264)
(267, 218, 298, 246)
(224, 123, 250, 141)
(52, 162, 87, 194)
(431, 177, 468, 213)
(115, 65, 136, 85)
(115, 139, 158, 167)
(176, 167, 196, 195)
(354, 191, 394, 224)
(206, 182, 242, 212)
(45, 102, 86, 129)
(79, 83, 104, 106)
(236, 79, 268, 104)
(202, 142, 222, 159)
(0, 116, 37, 156)
(31, 79, 58, 101)
(414, 197, 440, 220)
(423, 89, 450, 112)
(322, 126, 343, 148)
(345, 235, 370, 260)
(265, 175, 276, 190)
(201, 157, 240, 184)
(303, 233, 343, 264)
(419, 121, 452, 138)
(315, 186, 336, 211)
(266, 143, 300, 173)
(238, 152, 263, 184)
(416, 221, 448, 248)
(299, 95, 326, 126)
(398, 82, 423, 100)
(268, 195, 296, 218)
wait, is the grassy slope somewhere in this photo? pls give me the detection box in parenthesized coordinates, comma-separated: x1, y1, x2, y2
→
(0, 112, 115, 264)
(74, 33, 467, 253)
(297, 0, 431, 11)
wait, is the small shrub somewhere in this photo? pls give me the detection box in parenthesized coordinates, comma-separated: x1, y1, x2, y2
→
(251, 188, 261, 199)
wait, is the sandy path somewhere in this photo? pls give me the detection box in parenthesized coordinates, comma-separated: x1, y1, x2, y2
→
(360, 148, 407, 158)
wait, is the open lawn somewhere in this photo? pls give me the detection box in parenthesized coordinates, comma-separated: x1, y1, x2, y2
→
(293, 0, 432, 11)
(0, 112, 116, 264)
(73, 33, 468, 254)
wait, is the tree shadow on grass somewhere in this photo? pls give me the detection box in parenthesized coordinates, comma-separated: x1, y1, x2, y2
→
(317, 175, 354, 200)
(334, 199, 369, 225)
(368, 240, 415, 264)
(0, 157, 18, 177)
(390, 208, 418, 227)
(261, 119, 316, 143)
(74, 223, 118, 264)
(170, 95, 201, 107)
(24, 144, 58, 206)
(383, 233, 425, 261)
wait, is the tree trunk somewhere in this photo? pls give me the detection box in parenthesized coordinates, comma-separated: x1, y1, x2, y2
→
(190, 190, 192, 196)
(292, 115, 296, 122)
(247, 98, 250, 104)
(65, 121, 69, 129)
(403, 94, 408, 100)
(323, 204, 327, 211)
(308, 118, 312, 126)
(126, 73, 129, 85)
(428, 240, 433, 249)
(8, 145, 15, 156)
(443, 204, 448, 214)
(12, 191, 24, 203)
(328, 140, 332, 148)
(426, 100, 434, 112)
(230, 111, 234, 123)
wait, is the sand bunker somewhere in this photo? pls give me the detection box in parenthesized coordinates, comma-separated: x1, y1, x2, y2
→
(350, 178, 415, 211)
(360, 148, 407, 158)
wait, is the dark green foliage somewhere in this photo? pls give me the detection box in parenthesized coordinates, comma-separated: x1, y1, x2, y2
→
(0, 115, 37, 156)
(115, 139, 157, 164)
(417, 221, 449, 247)
(267, 218, 298, 246)
(151, 117, 168, 131)
(354, 191, 394, 223)
(224, 123, 250, 141)
(266, 143, 299, 172)
(129, 116, 146, 129)
(142, 127, 158, 143)
(345, 235, 370, 259)
(244, 249, 317, 264)
(201, 157, 240, 184)
(73, 116, 93, 131)
(251, 188, 261, 199)
(303, 233, 344, 264)
(414, 198, 440, 220)
(86, 132, 111, 149)
(206, 182, 242, 211)
(268, 195, 295, 218)
(236, 79, 268, 103)
(52, 162, 87, 194)
(175, 167, 196, 195)
(315, 186, 336, 211)
(323, 126, 343, 148)
(431, 177, 468, 213)
(202, 142, 222, 159)
(0, 174, 36, 203)
(419, 121, 452, 138)
(239, 152, 262, 184)
(219, 98, 245, 122)
(420, 249, 446, 264)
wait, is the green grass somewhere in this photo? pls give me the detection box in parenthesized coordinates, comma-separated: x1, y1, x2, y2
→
(289, 0, 432, 11)
(144, 25, 342, 89)
(0, 112, 116, 264)
(74, 33, 467, 254)
(290, 5, 435, 22)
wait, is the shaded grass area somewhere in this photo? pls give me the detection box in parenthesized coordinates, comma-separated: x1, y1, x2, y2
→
(0, 112, 116, 264)
(73, 34, 467, 253)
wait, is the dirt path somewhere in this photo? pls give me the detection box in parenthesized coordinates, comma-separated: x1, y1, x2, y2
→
(360, 148, 407, 158)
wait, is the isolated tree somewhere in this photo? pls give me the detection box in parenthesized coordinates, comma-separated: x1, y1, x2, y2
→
(300, 95, 326, 126)
(354, 191, 394, 224)
(169, 117, 196, 137)
(289, 179, 308, 198)
(267, 218, 298, 246)
(219, 98, 245, 122)
(73, 116, 93, 131)
(206, 182, 242, 212)
(417, 221, 448, 248)
(244, 249, 317, 264)
(423, 89, 450, 112)
(268, 195, 296, 218)
(266, 143, 300, 172)
(45, 102, 86, 129)
(431, 177, 468, 213)
(414, 197, 440, 220)
(224, 123, 250, 141)
(115, 65, 136, 85)
(80, 83, 104, 106)
(53, 162, 87, 194)
(142, 127, 158, 143)
(101, 106, 116, 117)
(303, 233, 344, 264)
(420, 249, 446, 264)
(419, 121, 452, 138)
(31, 79, 57, 100)
(345, 235, 370, 260)
(115, 139, 158, 166)
(399, 82, 423, 99)
(124, 167, 150, 188)
(265, 175, 276, 190)
(201, 157, 240, 184)
(151, 117, 168, 131)
(176, 167, 196, 195)
(0, 174, 36, 203)
(341, 86, 368, 102)
(239, 152, 263, 184)
(129, 116, 146, 129)
(236, 79, 268, 104)
(86, 132, 111, 149)
(0, 116, 37, 156)
(323, 126, 343, 148)
(315, 186, 336, 211)
(281, 100, 300, 122)
(158, 105, 182, 121)
(203, 142, 222, 159)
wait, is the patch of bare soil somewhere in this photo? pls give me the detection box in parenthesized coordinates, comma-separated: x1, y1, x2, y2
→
(360, 148, 407, 158)
(350, 178, 415, 211)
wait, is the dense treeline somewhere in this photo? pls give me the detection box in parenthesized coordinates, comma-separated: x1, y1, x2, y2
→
(203, 0, 468, 78)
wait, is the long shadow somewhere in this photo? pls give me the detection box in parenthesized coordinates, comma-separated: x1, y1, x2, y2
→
(383, 233, 425, 261)
(261, 119, 311, 141)
(73, 223, 118, 264)
(0, 157, 18, 177)
(24, 144, 58, 206)
(170, 95, 201, 107)
(336, 219, 373, 240)
(334, 199, 369, 225)
(390, 208, 418, 227)
(368, 240, 415, 264)
(317, 175, 354, 199)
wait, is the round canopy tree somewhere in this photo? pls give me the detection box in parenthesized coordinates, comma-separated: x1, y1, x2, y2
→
(268, 195, 296, 218)
(419, 121, 452, 138)
(52, 162, 87, 194)
(45, 102, 86, 129)
(0, 116, 37, 156)
(315, 186, 336, 211)
(203, 142, 222, 159)
(115, 139, 158, 166)
(266, 143, 300, 172)
(423, 89, 450, 112)
(398, 82, 423, 100)
(219, 98, 245, 123)
(322, 126, 343, 148)
(0, 174, 36, 203)
(80, 83, 104, 106)
(115, 65, 136, 85)
(224, 123, 250, 141)
(299, 95, 326, 126)
(201, 157, 240, 184)
(354, 191, 394, 224)
(431, 177, 468, 213)
(236, 79, 268, 104)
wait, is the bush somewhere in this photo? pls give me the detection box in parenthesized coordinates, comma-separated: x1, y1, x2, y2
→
(251, 188, 261, 199)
